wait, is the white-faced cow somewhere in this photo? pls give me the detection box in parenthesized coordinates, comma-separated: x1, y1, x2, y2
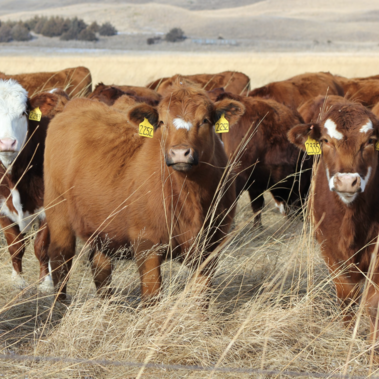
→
(288, 100, 379, 343)
(43, 83, 244, 304)
(0, 79, 64, 291)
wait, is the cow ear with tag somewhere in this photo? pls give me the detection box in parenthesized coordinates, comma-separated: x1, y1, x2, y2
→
(28, 92, 62, 119)
(214, 99, 245, 132)
(128, 103, 159, 131)
(287, 123, 322, 152)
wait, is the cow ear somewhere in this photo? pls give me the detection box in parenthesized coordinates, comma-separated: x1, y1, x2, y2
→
(29, 92, 59, 117)
(287, 123, 321, 151)
(128, 103, 159, 129)
(214, 99, 245, 127)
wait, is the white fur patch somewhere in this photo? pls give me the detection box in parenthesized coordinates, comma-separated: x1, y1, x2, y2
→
(11, 267, 27, 288)
(39, 274, 54, 293)
(0, 188, 33, 233)
(324, 119, 343, 140)
(274, 201, 286, 215)
(173, 118, 192, 131)
(359, 119, 373, 133)
(0, 80, 28, 168)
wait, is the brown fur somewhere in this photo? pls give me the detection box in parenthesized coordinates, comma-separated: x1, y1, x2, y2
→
(298, 95, 346, 123)
(249, 72, 344, 110)
(0, 67, 92, 98)
(334, 78, 379, 108)
(44, 85, 244, 304)
(218, 92, 311, 225)
(89, 83, 160, 106)
(288, 100, 379, 342)
(147, 71, 251, 96)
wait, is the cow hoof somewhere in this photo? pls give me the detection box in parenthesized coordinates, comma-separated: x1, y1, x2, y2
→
(38, 275, 54, 293)
(11, 270, 27, 289)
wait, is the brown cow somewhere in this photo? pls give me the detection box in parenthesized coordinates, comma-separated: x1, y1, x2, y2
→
(0, 66, 92, 98)
(147, 71, 251, 96)
(217, 92, 311, 226)
(105, 84, 161, 103)
(288, 100, 379, 344)
(333, 77, 379, 108)
(88, 83, 160, 106)
(44, 84, 244, 304)
(249, 72, 344, 110)
(298, 95, 345, 124)
(0, 79, 67, 291)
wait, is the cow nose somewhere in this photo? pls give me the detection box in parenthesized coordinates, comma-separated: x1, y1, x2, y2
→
(169, 148, 195, 164)
(333, 174, 361, 193)
(0, 138, 17, 151)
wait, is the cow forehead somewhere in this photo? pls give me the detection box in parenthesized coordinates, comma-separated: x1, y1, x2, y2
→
(322, 116, 374, 140)
(0, 79, 28, 117)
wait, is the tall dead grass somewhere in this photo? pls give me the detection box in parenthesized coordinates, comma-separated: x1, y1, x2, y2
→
(0, 190, 377, 378)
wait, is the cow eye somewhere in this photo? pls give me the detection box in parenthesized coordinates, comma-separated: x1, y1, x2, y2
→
(202, 118, 209, 125)
(158, 120, 164, 128)
(368, 138, 376, 144)
(321, 138, 329, 144)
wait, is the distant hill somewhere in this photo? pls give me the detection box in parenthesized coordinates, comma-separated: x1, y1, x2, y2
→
(1, 0, 379, 44)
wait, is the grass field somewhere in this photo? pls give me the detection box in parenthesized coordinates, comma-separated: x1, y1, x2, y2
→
(2, 52, 379, 89)
(0, 53, 378, 378)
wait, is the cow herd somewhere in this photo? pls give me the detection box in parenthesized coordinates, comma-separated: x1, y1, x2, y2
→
(1, 66, 379, 344)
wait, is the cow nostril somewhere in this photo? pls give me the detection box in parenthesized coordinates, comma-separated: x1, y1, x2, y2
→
(352, 178, 357, 187)
(184, 149, 190, 157)
(170, 149, 175, 156)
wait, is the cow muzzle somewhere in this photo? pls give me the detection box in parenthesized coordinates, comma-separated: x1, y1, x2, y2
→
(165, 146, 198, 172)
(331, 173, 362, 203)
(0, 138, 17, 152)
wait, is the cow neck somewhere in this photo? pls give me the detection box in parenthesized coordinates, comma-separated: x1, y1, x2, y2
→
(10, 119, 47, 212)
(317, 159, 379, 257)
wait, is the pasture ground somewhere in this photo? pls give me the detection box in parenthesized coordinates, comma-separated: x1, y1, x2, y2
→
(0, 53, 378, 378)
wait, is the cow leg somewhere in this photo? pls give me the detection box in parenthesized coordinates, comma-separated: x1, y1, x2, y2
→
(135, 240, 162, 307)
(247, 187, 264, 227)
(90, 249, 113, 297)
(332, 273, 360, 326)
(34, 220, 53, 293)
(188, 256, 218, 309)
(47, 205, 76, 301)
(367, 285, 379, 344)
(0, 217, 27, 288)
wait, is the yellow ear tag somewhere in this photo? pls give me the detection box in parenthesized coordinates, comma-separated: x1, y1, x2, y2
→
(215, 113, 229, 133)
(375, 141, 379, 151)
(305, 136, 321, 155)
(139, 118, 154, 138)
(29, 107, 42, 122)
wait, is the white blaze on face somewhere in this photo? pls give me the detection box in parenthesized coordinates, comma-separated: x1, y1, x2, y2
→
(0, 79, 28, 168)
(359, 119, 373, 133)
(173, 118, 192, 131)
(324, 119, 343, 140)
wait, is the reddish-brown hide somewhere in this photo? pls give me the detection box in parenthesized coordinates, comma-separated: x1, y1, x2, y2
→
(147, 71, 251, 96)
(334, 77, 379, 108)
(0, 89, 67, 288)
(288, 100, 379, 343)
(249, 72, 344, 110)
(298, 95, 346, 123)
(218, 92, 311, 225)
(44, 85, 243, 303)
(89, 83, 161, 105)
(0, 67, 92, 97)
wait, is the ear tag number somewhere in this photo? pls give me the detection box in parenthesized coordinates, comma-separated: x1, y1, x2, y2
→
(29, 107, 42, 121)
(305, 136, 321, 155)
(375, 141, 379, 151)
(215, 114, 229, 134)
(139, 118, 154, 138)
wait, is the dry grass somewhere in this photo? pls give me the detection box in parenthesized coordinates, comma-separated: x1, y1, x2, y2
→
(2, 53, 379, 90)
(0, 191, 377, 378)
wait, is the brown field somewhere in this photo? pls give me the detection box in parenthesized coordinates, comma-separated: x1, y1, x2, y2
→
(2, 53, 379, 89)
(0, 53, 378, 378)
